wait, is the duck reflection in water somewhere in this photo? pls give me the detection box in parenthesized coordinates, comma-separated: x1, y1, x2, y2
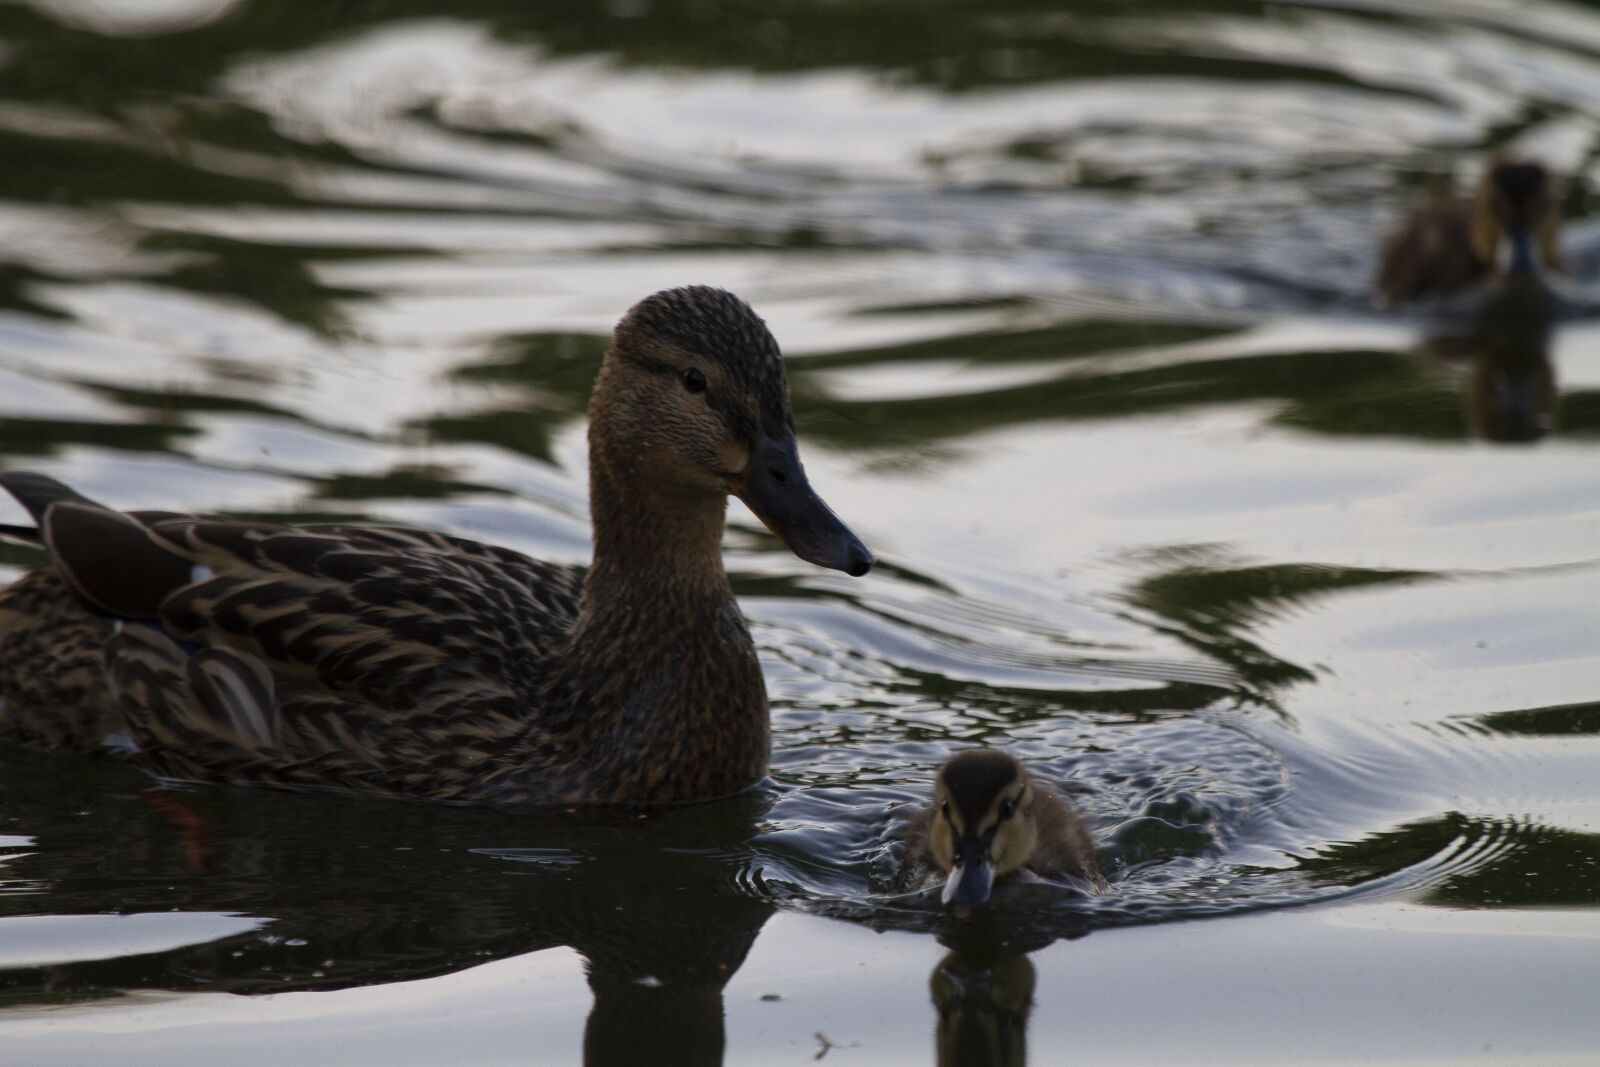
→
(901, 750, 1104, 917)
(0, 752, 771, 1067)
(1442, 272, 1557, 443)
(1378, 156, 1563, 442)
(930, 942, 1039, 1067)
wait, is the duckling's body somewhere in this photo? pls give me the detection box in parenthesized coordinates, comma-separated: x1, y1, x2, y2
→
(1377, 157, 1561, 305)
(0, 287, 871, 806)
(902, 750, 1102, 913)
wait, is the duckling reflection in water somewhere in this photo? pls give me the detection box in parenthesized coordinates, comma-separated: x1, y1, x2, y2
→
(931, 946, 1036, 1067)
(1377, 155, 1561, 306)
(903, 749, 1104, 916)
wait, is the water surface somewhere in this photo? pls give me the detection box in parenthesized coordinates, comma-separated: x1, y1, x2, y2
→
(1, 0, 1598, 1062)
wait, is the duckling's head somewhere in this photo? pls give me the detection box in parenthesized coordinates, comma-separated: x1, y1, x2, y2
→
(929, 749, 1038, 914)
(594, 286, 871, 576)
(1473, 158, 1561, 276)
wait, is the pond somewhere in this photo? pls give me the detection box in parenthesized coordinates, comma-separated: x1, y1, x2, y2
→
(0, 0, 1598, 1063)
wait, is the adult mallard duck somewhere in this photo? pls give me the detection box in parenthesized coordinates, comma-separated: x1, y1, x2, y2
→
(1377, 156, 1561, 305)
(902, 750, 1103, 915)
(0, 286, 872, 806)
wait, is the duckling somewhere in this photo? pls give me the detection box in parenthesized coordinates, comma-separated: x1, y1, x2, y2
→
(0, 286, 872, 806)
(1377, 156, 1562, 305)
(904, 750, 1103, 914)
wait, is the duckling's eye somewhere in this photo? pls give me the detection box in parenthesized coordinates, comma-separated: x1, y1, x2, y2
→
(998, 798, 1016, 820)
(940, 800, 950, 820)
(682, 368, 707, 395)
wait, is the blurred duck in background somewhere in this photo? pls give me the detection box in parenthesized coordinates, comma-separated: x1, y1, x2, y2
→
(1378, 156, 1562, 305)
(1379, 156, 1563, 442)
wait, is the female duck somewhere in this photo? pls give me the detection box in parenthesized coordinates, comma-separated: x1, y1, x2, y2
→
(0, 286, 871, 805)
(903, 749, 1103, 914)
(1377, 156, 1561, 305)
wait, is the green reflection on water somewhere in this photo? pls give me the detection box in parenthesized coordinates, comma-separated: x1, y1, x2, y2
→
(1300, 813, 1600, 910)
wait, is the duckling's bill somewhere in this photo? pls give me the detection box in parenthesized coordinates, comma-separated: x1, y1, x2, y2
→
(732, 432, 872, 577)
(941, 836, 996, 916)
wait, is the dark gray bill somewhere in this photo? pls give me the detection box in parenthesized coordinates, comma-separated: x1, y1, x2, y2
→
(1505, 222, 1540, 276)
(941, 839, 995, 912)
(735, 433, 873, 577)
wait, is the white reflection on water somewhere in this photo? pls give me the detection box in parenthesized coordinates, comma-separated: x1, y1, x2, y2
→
(0, 913, 263, 970)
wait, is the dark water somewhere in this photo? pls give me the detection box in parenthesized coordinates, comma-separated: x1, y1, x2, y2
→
(1, 0, 1599, 1062)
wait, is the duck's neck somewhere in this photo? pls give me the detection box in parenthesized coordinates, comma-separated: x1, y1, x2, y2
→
(536, 434, 768, 803)
(582, 460, 732, 606)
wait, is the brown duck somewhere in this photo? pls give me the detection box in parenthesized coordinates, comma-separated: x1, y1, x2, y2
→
(903, 749, 1103, 914)
(1377, 156, 1561, 305)
(0, 286, 872, 805)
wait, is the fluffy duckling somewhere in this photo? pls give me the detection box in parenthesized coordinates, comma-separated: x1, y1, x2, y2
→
(905, 750, 1103, 914)
(0, 286, 872, 806)
(1377, 156, 1561, 305)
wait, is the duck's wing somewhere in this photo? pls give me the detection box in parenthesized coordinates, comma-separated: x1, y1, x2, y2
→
(0, 473, 582, 791)
(891, 802, 938, 893)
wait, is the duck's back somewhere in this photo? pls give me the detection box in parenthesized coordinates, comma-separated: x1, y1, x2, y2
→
(1377, 195, 1487, 304)
(1031, 787, 1103, 888)
(0, 492, 583, 795)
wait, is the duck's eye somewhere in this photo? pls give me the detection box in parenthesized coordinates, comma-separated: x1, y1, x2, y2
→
(682, 368, 707, 394)
(998, 798, 1016, 820)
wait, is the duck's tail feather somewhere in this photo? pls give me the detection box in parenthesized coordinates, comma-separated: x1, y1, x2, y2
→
(0, 472, 82, 544)
(0, 523, 43, 544)
(0, 471, 101, 523)
(0, 472, 200, 619)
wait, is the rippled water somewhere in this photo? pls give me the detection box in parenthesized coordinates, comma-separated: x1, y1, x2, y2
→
(1, 0, 1599, 1063)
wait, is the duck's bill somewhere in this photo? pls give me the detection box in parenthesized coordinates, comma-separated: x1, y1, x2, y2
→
(941, 853, 995, 914)
(734, 433, 873, 577)
(1505, 221, 1541, 275)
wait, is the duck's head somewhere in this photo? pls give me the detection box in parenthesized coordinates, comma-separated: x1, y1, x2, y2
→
(594, 286, 871, 577)
(1473, 158, 1561, 277)
(929, 750, 1038, 914)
